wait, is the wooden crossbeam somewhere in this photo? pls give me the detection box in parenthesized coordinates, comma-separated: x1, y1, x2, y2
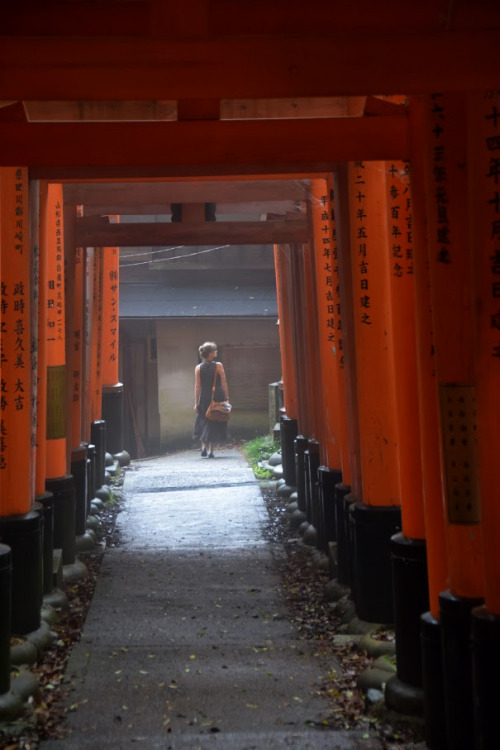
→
(0, 31, 498, 99)
(75, 218, 310, 246)
(63, 180, 309, 205)
(79, 201, 300, 216)
(0, 116, 409, 170)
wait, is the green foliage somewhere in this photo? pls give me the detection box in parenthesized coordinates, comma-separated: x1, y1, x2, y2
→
(241, 435, 280, 480)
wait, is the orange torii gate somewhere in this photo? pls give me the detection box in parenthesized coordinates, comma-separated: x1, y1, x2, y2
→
(0, 4, 500, 746)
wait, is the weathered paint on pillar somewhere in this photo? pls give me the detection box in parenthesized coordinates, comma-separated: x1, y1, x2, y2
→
(45, 184, 67, 480)
(101, 245, 120, 388)
(70, 242, 84, 450)
(468, 91, 500, 614)
(424, 93, 483, 600)
(326, 174, 352, 486)
(0, 167, 32, 514)
(29, 181, 40, 500)
(409, 96, 449, 617)
(82, 248, 94, 443)
(286, 243, 315, 435)
(332, 166, 361, 495)
(293, 239, 321, 440)
(273, 244, 297, 418)
(310, 178, 341, 469)
(385, 161, 425, 539)
(90, 248, 103, 423)
(348, 160, 400, 506)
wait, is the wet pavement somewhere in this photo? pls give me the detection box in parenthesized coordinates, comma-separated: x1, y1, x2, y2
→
(41, 448, 385, 749)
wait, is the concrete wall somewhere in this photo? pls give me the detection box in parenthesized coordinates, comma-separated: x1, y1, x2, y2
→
(156, 318, 281, 450)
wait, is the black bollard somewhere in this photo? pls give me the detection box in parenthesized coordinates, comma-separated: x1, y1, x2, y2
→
(420, 612, 448, 750)
(318, 467, 342, 553)
(279, 416, 298, 489)
(45, 475, 76, 566)
(0, 544, 12, 694)
(349, 502, 401, 623)
(102, 384, 125, 458)
(90, 420, 106, 490)
(334, 483, 352, 587)
(294, 435, 309, 515)
(439, 589, 484, 750)
(34, 492, 54, 595)
(471, 605, 500, 750)
(306, 440, 321, 535)
(0, 512, 42, 635)
(86, 443, 97, 507)
(390, 533, 429, 685)
(385, 533, 429, 716)
(71, 445, 88, 537)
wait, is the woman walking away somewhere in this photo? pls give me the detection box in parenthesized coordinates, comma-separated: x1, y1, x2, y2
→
(193, 341, 229, 458)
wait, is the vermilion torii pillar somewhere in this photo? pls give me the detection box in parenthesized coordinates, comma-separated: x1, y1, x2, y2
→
(87, 247, 107, 495)
(273, 243, 299, 497)
(420, 93, 484, 750)
(408, 96, 450, 750)
(43, 183, 77, 572)
(289, 236, 323, 542)
(309, 178, 343, 555)
(101, 224, 129, 468)
(382, 160, 429, 716)
(467, 90, 500, 750)
(346, 159, 401, 624)
(64, 203, 90, 548)
(0, 167, 42, 636)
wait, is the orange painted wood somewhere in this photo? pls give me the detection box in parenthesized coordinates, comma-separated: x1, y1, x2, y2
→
(468, 91, 500, 615)
(70, 240, 85, 450)
(273, 244, 298, 419)
(422, 93, 483, 600)
(310, 178, 341, 468)
(90, 249, 104, 423)
(290, 241, 321, 440)
(44, 183, 67, 479)
(63, 179, 309, 206)
(385, 160, 425, 538)
(408, 96, 449, 618)
(0, 31, 498, 99)
(0, 118, 410, 168)
(0, 167, 32, 514)
(101, 241, 120, 387)
(81, 249, 94, 443)
(348, 160, 400, 506)
(4, 1, 500, 38)
(326, 173, 352, 486)
(332, 165, 362, 495)
(35, 183, 49, 496)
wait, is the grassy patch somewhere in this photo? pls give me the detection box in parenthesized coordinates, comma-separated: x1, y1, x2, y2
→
(240, 435, 280, 480)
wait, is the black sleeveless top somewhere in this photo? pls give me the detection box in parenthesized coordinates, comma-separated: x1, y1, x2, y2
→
(198, 360, 225, 413)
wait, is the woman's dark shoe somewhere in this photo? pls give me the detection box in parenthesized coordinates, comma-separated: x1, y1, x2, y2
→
(201, 449, 207, 457)
(207, 452, 215, 459)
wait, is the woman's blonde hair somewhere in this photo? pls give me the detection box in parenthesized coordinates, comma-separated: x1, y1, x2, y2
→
(199, 341, 217, 359)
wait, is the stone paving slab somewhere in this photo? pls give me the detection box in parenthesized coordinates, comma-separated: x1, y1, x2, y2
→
(40, 448, 387, 749)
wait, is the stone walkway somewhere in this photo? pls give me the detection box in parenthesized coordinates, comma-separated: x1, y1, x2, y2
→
(41, 448, 385, 749)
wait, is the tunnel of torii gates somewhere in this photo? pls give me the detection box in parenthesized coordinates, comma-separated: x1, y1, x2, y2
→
(0, 101, 500, 749)
(1, 97, 500, 750)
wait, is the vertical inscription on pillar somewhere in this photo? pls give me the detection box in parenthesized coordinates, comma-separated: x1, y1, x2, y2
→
(438, 384, 480, 524)
(46, 364, 66, 439)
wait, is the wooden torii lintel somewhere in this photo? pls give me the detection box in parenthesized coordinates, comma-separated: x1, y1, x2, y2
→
(75, 216, 310, 246)
(0, 116, 410, 169)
